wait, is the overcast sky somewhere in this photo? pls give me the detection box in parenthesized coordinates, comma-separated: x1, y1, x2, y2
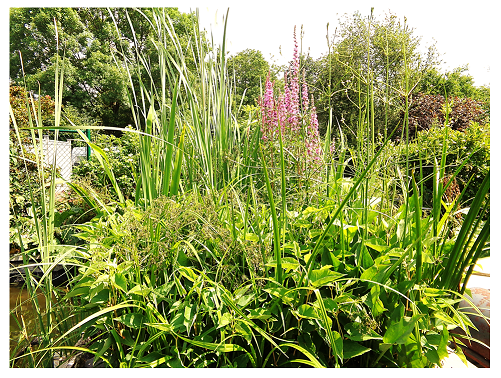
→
(177, 0, 493, 87)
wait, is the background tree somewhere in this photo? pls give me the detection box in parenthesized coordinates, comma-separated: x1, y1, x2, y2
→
(9, 7, 199, 129)
(227, 49, 274, 109)
(311, 11, 440, 145)
(416, 65, 490, 120)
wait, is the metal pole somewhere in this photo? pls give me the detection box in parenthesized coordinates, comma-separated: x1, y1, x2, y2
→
(86, 128, 91, 160)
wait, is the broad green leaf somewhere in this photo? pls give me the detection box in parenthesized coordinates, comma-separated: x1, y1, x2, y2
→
(90, 288, 109, 304)
(217, 312, 232, 328)
(453, 344, 469, 366)
(152, 281, 175, 299)
(244, 232, 259, 242)
(236, 293, 255, 308)
(364, 238, 389, 252)
(263, 286, 295, 304)
(343, 339, 371, 359)
(437, 327, 449, 361)
(332, 330, 343, 361)
(424, 348, 441, 365)
(313, 297, 339, 313)
(170, 311, 186, 332)
(184, 304, 196, 334)
(266, 256, 300, 271)
(111, 272, 128, 293)
(247, 308, 273, 320)
(293, 304, 319, 320)
(114, 312, 145, 329)
(234, 322, 252, 343)
(397, 218, 406, 241)
(360, 265, 378, 281)
(128, 284, 151, 297)
(62, 286, 89, 300)
(308, 266, 344, 287)
(365, 285, 387, 317)
(359, 244, 374, 269)
(294, 219, 311, 228)
(383, 315, 424, 344)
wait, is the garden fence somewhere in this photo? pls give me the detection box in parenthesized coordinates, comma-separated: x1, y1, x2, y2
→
(23, 130, 91, 193)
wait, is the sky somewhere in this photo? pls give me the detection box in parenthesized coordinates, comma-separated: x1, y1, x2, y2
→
(177, 0, 494, 87)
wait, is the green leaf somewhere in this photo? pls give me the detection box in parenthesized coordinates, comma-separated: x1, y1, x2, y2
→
(294, 219, 312, 228)
(63, 286, 89, 300)
(111, 272, 128, 293)
(90, 288, 109, 304)
(184, 304, 196, 334)
(280, 343, 325, 368)
(217, 312, 233, 328)
(313, 297, 339, 313)
(178, 266, 198, 282)
(293, 304, 319, 320)
(437, 327, 449, 361)
(263, 286, 295, 304)
(114, 312, 145, 329)
(365, 285, 386, 317)
(127, 284, 151, 297)
(152, 281, 175, 300)
(244, 232, 259, 242)
(308, 266, 344, 287)
(265, 256, 299, 271)
(343, 339, 371, 359)
(360, 265, 378, 281)
(234, 322, 252, 343)
(145, 322, 173, 333)
(236, 293, 255, 308)
(138, 354, 173, 368)
(247, 308, 273, 320)
(424, 348, 441, 365)
(383, 315, 424, 344)
(364, 238, 389, 252)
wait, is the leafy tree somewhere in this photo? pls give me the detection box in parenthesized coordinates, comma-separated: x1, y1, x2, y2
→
(227, 49, 273, 108)
(417, 66, 490, 119)
(9, 7, 199, 129)
(311, 11, 440, 144)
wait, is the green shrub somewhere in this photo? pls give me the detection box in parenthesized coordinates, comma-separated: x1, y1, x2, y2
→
(72, 127, 140, 201)
(397, 93, 486, 140)
(397, 122, 489, 208)
(9, 85, 56, 249)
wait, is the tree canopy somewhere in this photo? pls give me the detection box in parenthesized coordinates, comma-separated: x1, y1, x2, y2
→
(9, 7, 199, 128)
(307, 11, 440, 142)
(227, 49, 276, 108)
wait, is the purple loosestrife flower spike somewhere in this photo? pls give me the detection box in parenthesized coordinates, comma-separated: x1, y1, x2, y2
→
(289, 26, 300, 134)
(261, 72, 278, 140)
(277, 91, 288, 136)
(302, 69, 309, 112)
(306, 95, 323, 164)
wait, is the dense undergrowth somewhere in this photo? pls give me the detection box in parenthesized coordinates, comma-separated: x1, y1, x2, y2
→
(9, 8, 489, 368)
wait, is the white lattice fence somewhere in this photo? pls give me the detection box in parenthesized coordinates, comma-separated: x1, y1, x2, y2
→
(26, 137, 88, 192)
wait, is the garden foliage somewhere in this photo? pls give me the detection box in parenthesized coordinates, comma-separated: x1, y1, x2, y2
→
(400, 92, 487, 139)
(9, 8, 489, 369)
(72, 127, 140, 201)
